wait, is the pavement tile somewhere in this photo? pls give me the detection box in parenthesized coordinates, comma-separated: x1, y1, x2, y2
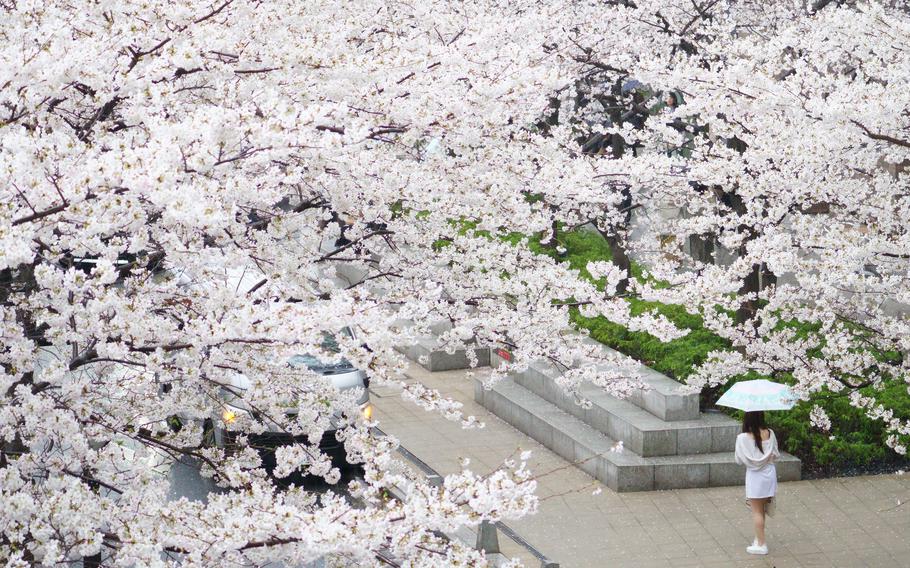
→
(669, 559, 708, 568)
(732, 560, 777, 568)
(792, 552, 841, 567)
(631, 559, 676, 568)
(660, 543, 697, 558)
(694, 554, 733, 565)
(681, 535, 722, 549)
(605, 516, 643, 530)
(764, 556, 803, 568)
(805, 534, 853, 552)
(823, 550, 879, 568)
(781, 540, 824, 556)
(854, 551, 904, 567)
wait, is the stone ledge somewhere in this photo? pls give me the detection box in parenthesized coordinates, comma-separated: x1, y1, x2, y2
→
(475, 378, 801, 492)
(578, 338, 701, 422)
(397, 337, 491, 372)
(512, 358, 739, 457)
(490, 342, 700, 422)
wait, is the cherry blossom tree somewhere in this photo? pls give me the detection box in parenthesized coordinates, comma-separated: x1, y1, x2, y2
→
(4, 0, 908, 564)
(560, 0, 910, 452)
(0, 0, 681, 565)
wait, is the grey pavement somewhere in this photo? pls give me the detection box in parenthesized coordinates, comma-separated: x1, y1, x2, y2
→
(167, 455, 224, 503)
(372, 364, 910, 568)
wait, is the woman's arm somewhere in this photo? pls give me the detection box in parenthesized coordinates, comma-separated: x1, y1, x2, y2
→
(734, 434, 745, 466)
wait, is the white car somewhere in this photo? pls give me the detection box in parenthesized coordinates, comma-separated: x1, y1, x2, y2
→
(210, 328, 372, 472)
(159, 266, 372, 473)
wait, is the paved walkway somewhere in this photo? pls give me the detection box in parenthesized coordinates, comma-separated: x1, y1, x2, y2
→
(372, 365, 910, 567)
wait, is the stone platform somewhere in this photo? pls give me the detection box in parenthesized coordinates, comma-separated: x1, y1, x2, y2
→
(475, 349, 800, 492)
(396, 336, 490, 372)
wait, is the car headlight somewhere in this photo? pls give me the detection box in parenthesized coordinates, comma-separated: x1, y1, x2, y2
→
(360, 402, 373, 421)
(222, 404, 249, 425)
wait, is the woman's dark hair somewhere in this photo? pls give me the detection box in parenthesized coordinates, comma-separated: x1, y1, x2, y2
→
(742, 411, 766, 452)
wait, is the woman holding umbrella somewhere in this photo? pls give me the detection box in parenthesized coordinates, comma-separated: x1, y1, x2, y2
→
(717, 379, 795, 556)
(735, 411, 780, 555)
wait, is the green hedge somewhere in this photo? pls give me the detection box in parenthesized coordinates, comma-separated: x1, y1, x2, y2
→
(572, 306, 731, 384)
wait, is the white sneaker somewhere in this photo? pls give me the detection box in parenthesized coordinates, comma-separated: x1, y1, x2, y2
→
(747, 543, 768, 555)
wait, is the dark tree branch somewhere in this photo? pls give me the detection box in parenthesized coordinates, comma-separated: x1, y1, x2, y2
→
(126, 38, 172, 72)
(851, 120, 910, 149)
(234, 67, 281, 75)
(811, 0, 837, 13)
(316, 124, 345, 135)
(12, 202, 68, 226)
(192, 0, 233, 26)
(345, 271, 402, 289)
(316, 230, 394, 262)
(367, 125, 407, 140)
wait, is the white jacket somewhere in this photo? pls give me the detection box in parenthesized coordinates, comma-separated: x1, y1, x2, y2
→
(734, 430, 780, 470)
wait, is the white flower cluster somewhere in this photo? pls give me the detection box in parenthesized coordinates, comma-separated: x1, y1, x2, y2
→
(809, 405, 832, 432)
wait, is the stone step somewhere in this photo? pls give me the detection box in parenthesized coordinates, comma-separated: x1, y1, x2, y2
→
(475, 378, 801, 492)
(625, 361, 700, 422)
(396, 336, 490, 372)
(583, 340, 701, 421)
(513, 359, 739, 457)
(490, 343, 700, 422)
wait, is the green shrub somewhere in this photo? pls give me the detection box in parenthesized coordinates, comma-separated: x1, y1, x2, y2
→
(573, 308, 730, 381)
(765, 380, 910, 468)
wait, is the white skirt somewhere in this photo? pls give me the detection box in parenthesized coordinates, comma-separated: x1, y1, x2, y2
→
(745, 463, 777, 499)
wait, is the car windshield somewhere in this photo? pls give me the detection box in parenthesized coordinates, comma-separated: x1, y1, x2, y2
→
(318, 327, 353, 353)
(288, 328, 355, 371)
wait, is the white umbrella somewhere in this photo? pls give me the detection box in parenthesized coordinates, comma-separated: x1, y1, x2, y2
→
(716, 379, 797, 412)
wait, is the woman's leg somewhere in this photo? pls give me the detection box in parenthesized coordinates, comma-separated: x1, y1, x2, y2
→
(750, 498, 767, 546)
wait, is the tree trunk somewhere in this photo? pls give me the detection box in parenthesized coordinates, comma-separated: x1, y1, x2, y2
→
(736, 262, 776, 325)
(598, 180, 634, 294)
(604, 233, 631, 294)
(736, 261, 760, 324)
(720, 192, 776, 327)
(688, 233, 715, 264)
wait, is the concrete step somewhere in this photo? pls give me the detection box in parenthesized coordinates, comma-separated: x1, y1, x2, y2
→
(396, 336, 490, 372)
(582, 338, 701, 421)
(491, 343, 700, 421)
(512, 358, 739, 457)
(475, 378, 801, 492)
